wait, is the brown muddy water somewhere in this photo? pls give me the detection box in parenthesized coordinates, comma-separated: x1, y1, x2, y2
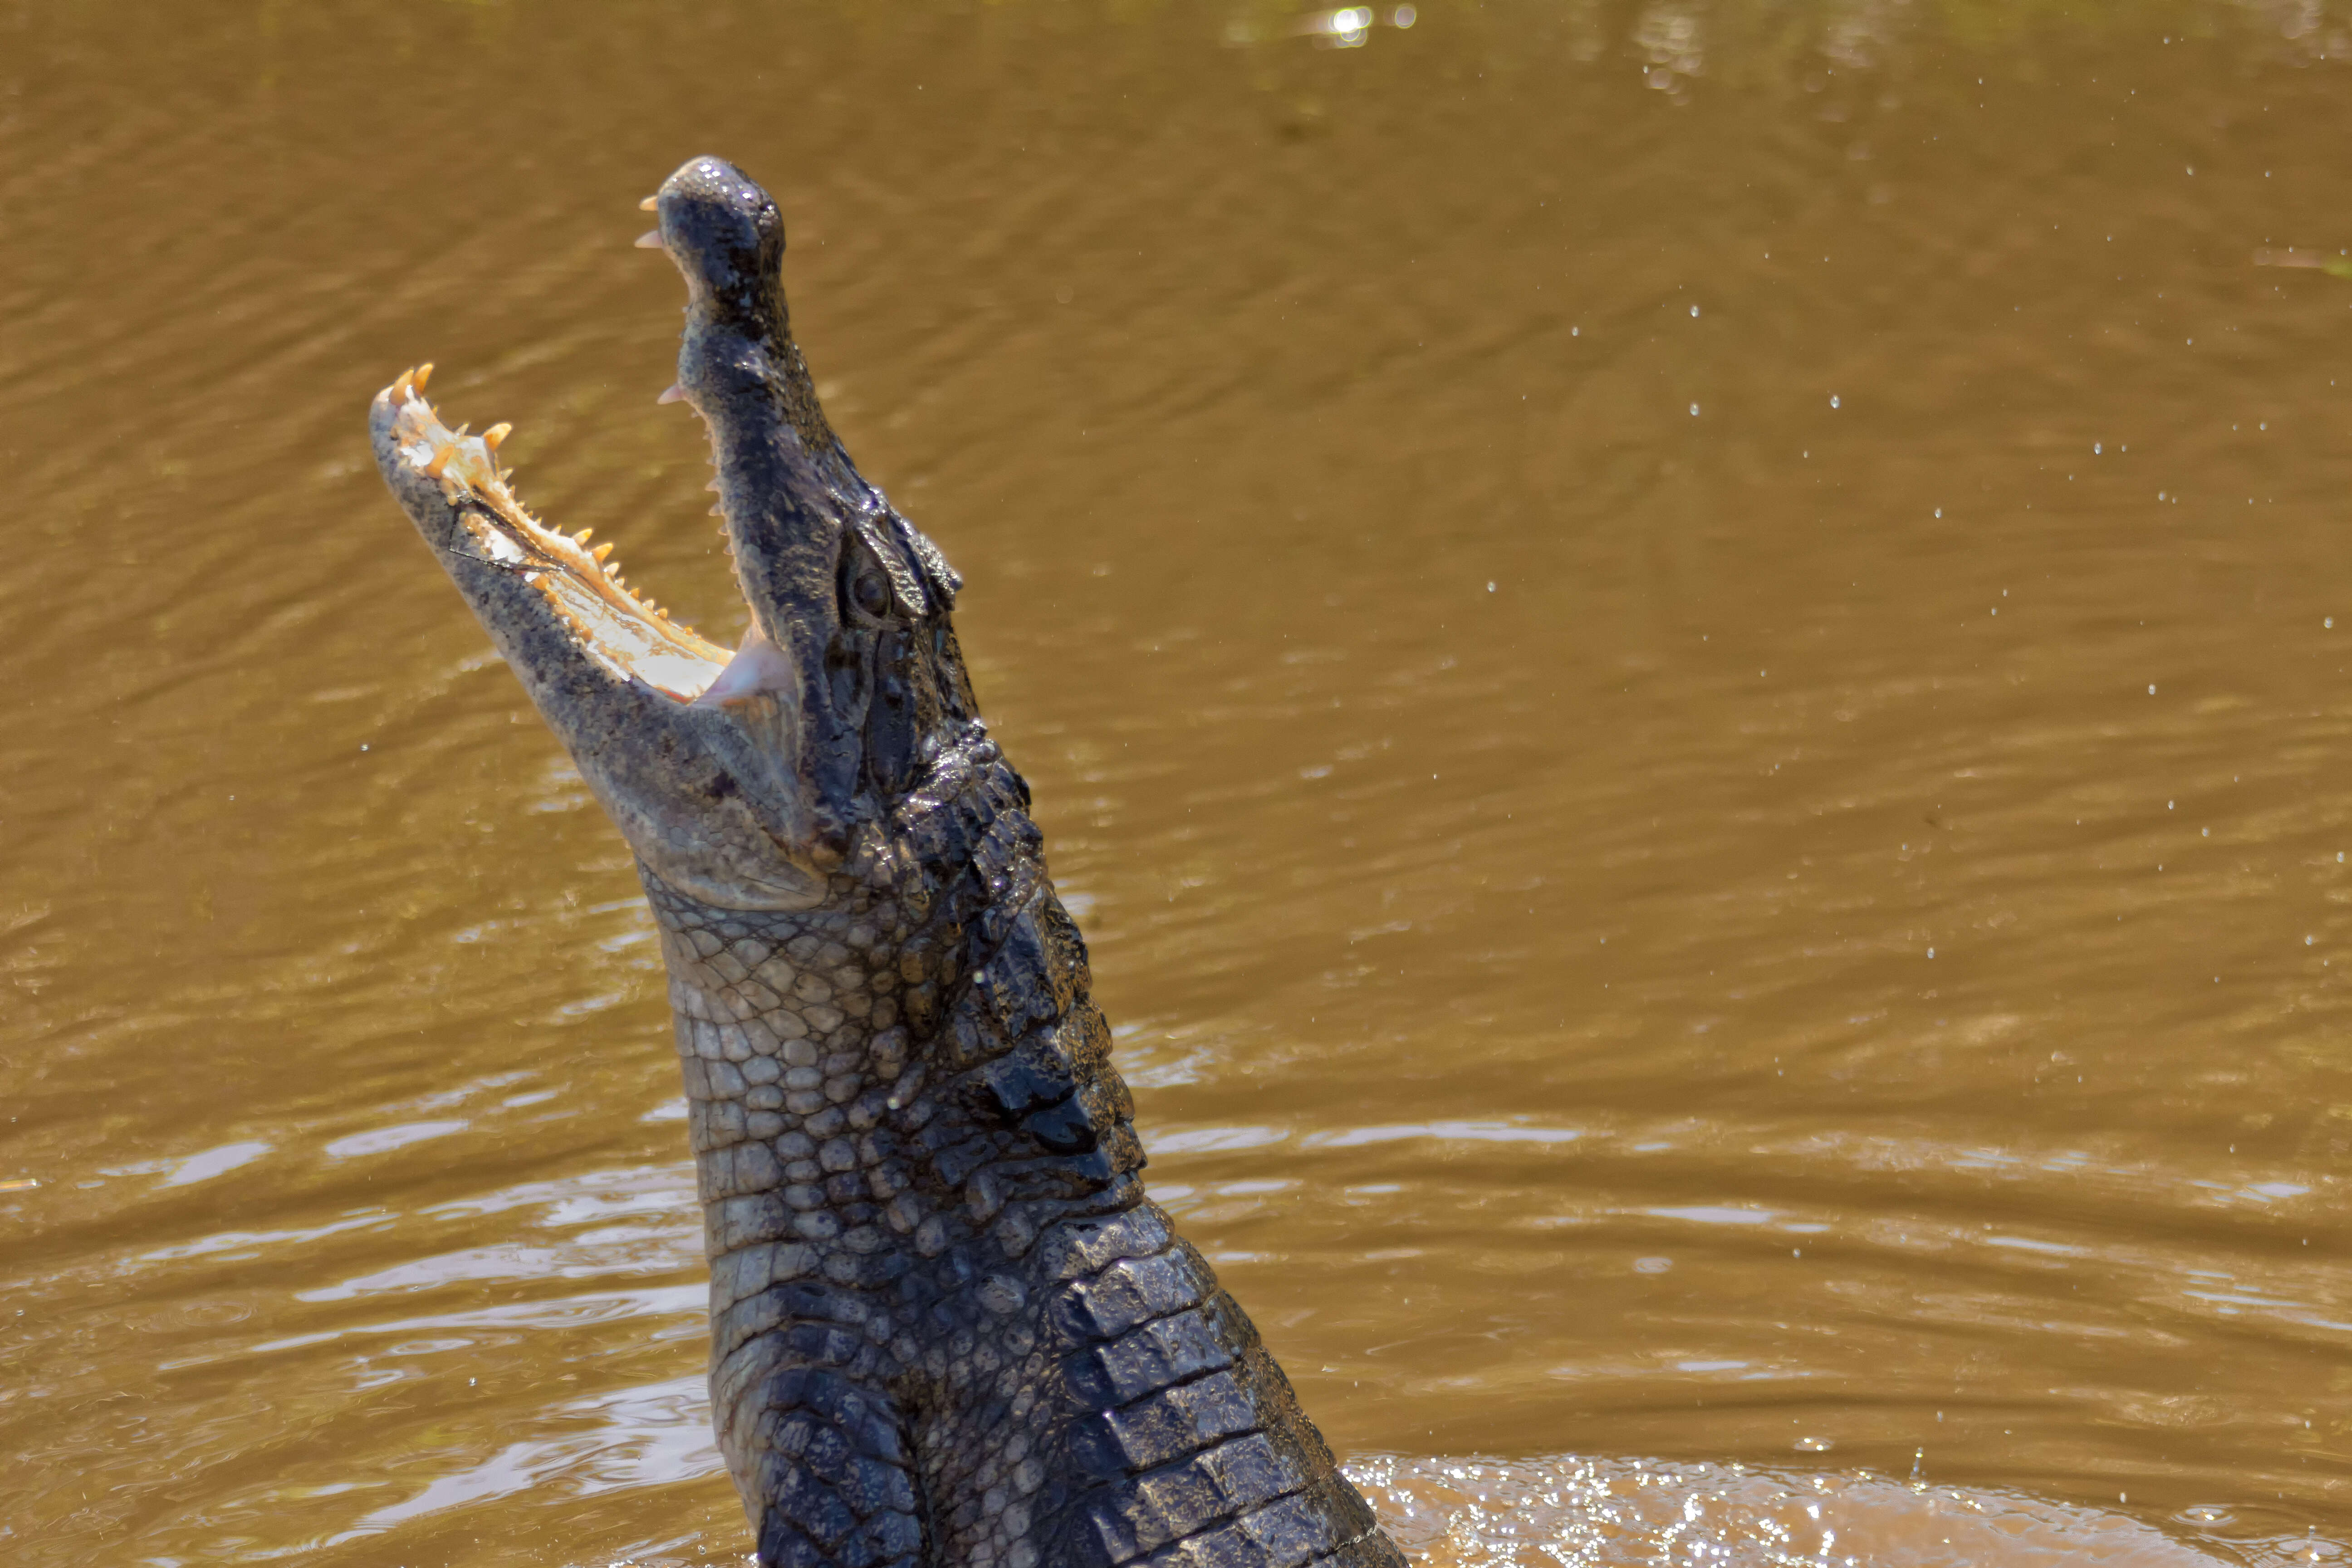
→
(10, 2, 2352, 1563)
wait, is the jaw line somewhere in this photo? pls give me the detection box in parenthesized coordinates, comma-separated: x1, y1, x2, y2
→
(380, 367, 788, 706)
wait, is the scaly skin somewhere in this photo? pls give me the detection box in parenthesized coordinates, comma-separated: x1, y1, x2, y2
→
(369, 156, 1404, 1568)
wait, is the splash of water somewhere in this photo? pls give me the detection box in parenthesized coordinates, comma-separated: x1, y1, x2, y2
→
(1342, 1454, 2284, 1568)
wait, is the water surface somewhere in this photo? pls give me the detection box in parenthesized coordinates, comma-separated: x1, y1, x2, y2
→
(7, 2, 2352, 1563)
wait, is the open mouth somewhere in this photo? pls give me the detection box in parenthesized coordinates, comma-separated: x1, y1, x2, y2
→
(379, 363, 737, 704)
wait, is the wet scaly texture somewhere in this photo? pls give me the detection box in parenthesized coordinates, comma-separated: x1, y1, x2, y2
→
(648, 835, 1396, 1568)
(368, 147, 1405, 1568)
(10, 2, 2352, 1565)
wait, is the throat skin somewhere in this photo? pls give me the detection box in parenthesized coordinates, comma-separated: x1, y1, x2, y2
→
(370, 155, 1404, 1568)
(652, 732, 1396, 1568)
(646, 730, 1152, 1565)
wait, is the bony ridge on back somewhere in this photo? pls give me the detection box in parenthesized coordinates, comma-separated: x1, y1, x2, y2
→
(369, 155, 1406, 1568)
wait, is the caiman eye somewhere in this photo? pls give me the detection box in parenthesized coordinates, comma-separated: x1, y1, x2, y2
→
(852, 571, 891, 618)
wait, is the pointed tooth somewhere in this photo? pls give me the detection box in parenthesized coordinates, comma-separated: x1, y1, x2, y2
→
(414, 363, 434, 392)
(483, 422, 513, 452)
(657, 384, 686, 405)
(391, 368, 416, 400)
(704, 479, 721, 492)
(634, 229, 666, 250)
(710, 503, 725, 516)
(639, 194, 660, 211)
(573, 528, 594, 544)
(593, 543, 615, 562)
(421, 442, 455, 479)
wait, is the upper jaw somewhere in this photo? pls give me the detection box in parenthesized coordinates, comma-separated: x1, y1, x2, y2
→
(648, 157, 876, 698)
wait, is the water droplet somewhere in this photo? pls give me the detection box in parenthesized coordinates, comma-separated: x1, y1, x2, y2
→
(1793, 1436, 1835, 1452)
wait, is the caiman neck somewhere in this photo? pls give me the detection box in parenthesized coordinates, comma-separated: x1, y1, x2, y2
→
(646, 858, 1145, 1304)
(649, 867, 912, 1152)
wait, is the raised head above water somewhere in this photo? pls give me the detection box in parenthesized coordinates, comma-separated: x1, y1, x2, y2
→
(370, 156, 1405, 1568)
(373, 155, 973, 913)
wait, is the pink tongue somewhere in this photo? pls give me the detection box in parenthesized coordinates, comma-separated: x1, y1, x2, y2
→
(691, 626, 794, 707)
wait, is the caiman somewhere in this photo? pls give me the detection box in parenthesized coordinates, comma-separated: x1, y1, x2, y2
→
(368, 156, 1406, 1568)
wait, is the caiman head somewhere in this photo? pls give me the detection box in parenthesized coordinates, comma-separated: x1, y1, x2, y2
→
(370, 156, 979, 911)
